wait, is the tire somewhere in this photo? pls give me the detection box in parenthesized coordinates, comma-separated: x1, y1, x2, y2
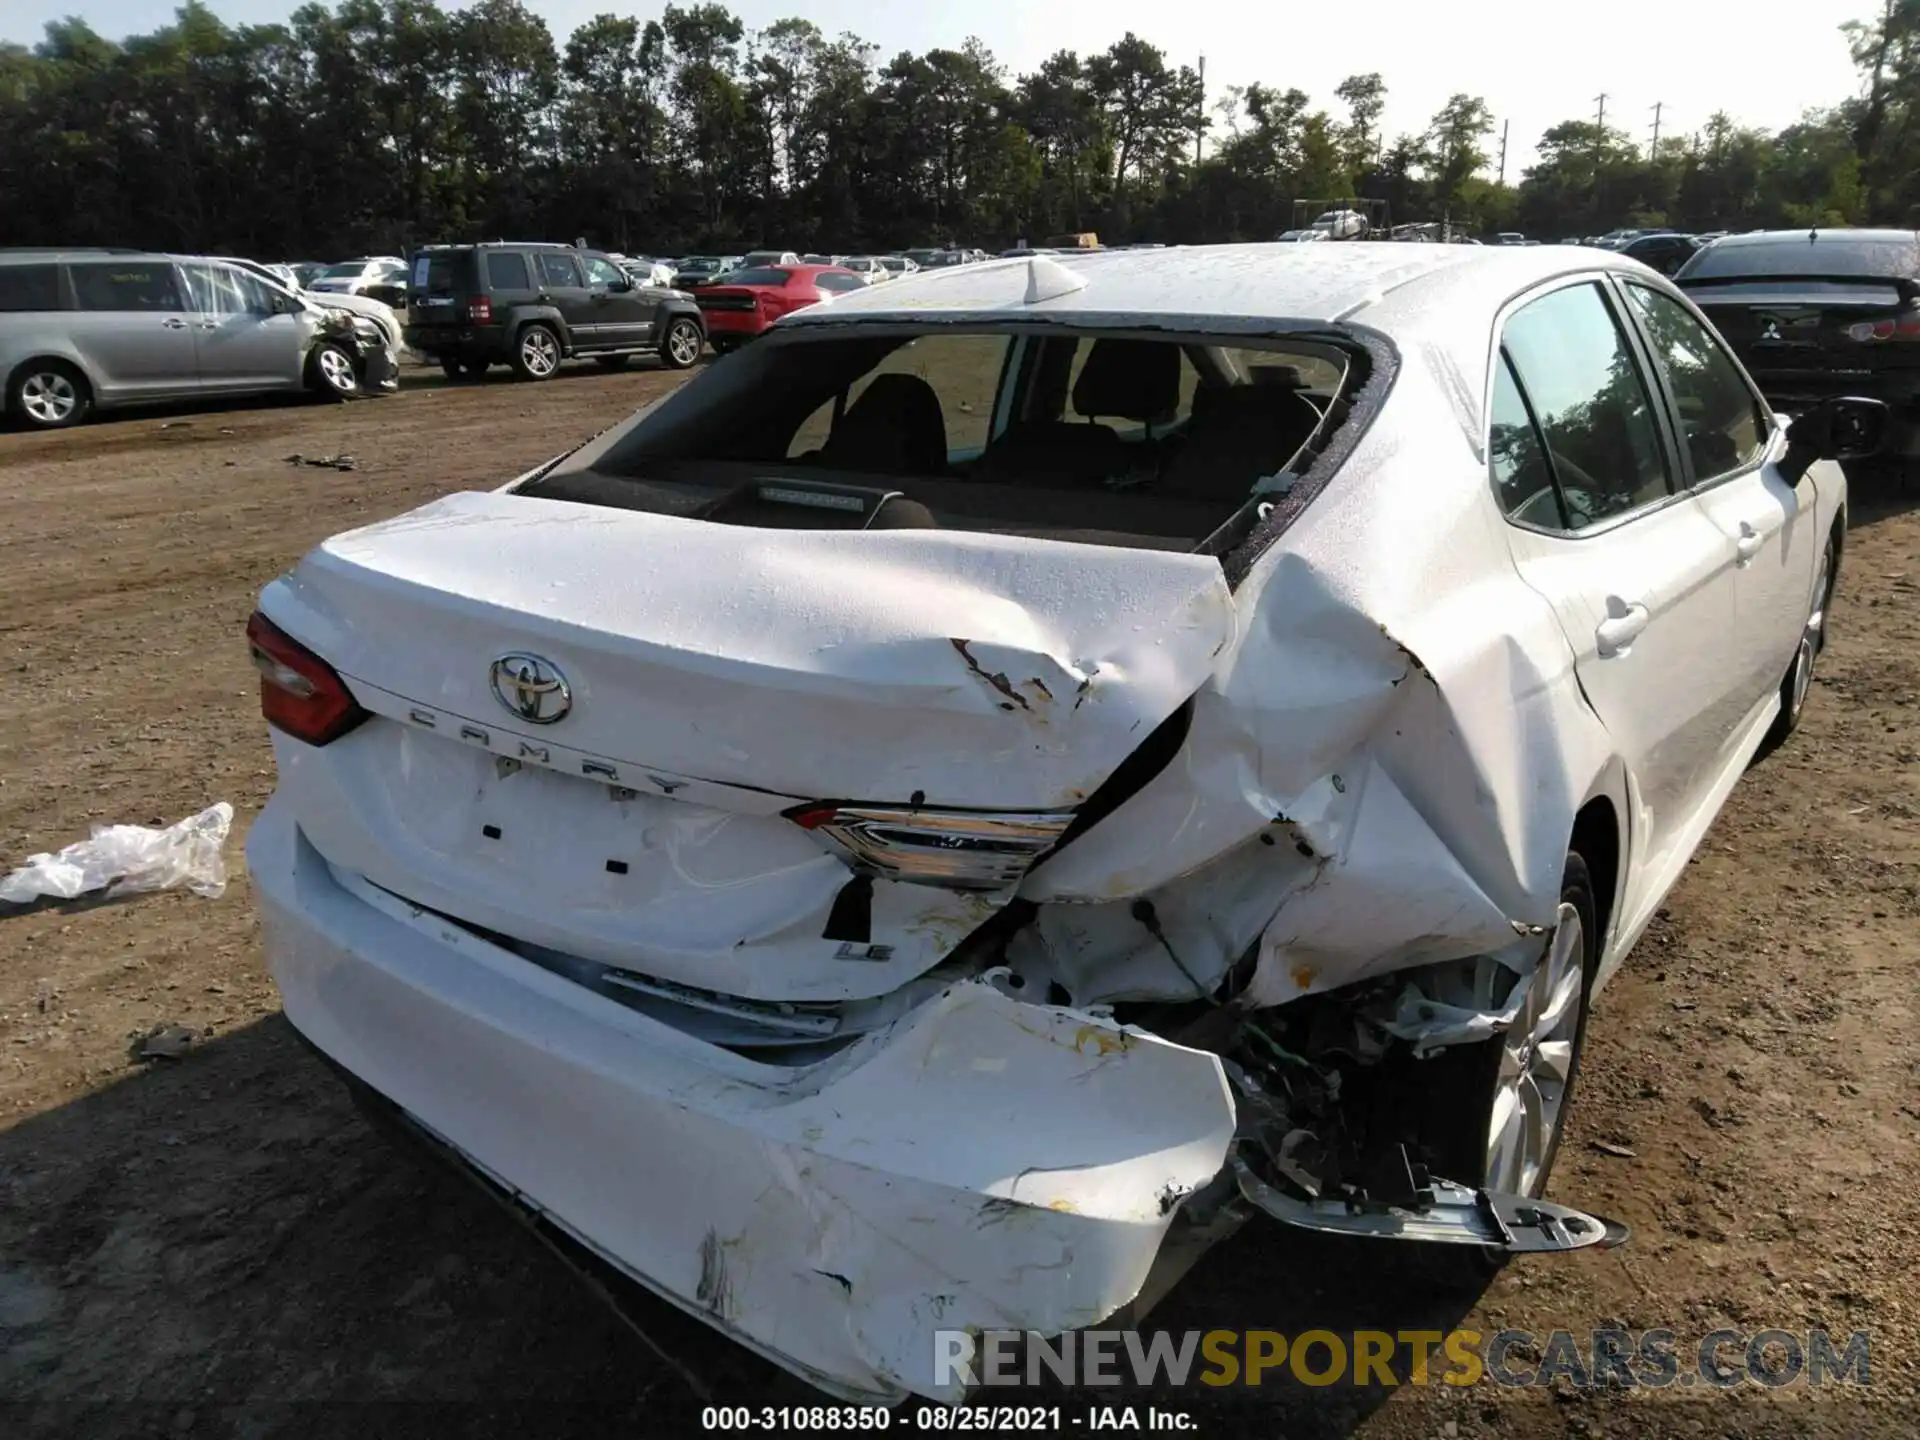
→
(1386, 850, 1597, 1287)
(511, 324, 561, 381)
(660, 316, 704, 370)
(440, 357, 479, 380)
(1759, 534, 1838, 754)
(594, 354, 631, 371)
(307, 342, 360, 400)
(8, 360, 92, 429)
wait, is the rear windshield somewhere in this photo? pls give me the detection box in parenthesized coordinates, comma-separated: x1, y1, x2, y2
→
(523, 327, 1361, 554)
(317, 262, 368, 280)
(1678, 233, 1920, 281)
(718, 267, 791, 287)
(0, 264, 59, 312)
(413, 252, 474, 293)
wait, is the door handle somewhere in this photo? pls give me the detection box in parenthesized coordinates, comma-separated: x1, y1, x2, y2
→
(197, 320, 218, 331)
(1594, 597, 1651, 658)
(1735, 522, 1762, 565)
(162, 317, 187, 329)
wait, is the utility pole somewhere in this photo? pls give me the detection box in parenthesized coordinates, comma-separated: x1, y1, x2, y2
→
(1594, 92, 1608, 140)
(1648, 101, 1663, 161)
(1497, 119, 1510, 187)
(1195, 54, 1206, 166)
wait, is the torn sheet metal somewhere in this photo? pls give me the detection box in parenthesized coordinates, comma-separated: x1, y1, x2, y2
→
(1019, 363, 1621, 1007)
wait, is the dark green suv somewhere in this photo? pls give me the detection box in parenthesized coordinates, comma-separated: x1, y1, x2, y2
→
(404, 242, 708, 380)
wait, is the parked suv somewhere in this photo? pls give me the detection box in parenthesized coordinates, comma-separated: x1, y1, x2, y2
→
(405, 242, 708, 380)
(1, 248, 394, 429)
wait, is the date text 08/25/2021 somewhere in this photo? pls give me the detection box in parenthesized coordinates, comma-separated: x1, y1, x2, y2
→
(700, 1406, 1193, 1432)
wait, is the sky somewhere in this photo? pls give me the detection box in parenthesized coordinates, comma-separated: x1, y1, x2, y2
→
(0, 0, 1874, 174)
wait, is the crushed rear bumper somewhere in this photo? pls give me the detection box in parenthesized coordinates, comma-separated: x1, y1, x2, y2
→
(249, 798, 1237, 1404)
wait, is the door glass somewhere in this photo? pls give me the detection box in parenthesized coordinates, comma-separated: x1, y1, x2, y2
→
(1501, 282, 1672, 532)
(583, 257, 626, 288)
(1622, 283, 1768, 483)
(538, 253, 582, 287)
(1490, 349, 1566, 529)
(0, 264, 59, 312)
(485, 252, 530, 290)
(184, 265, 275, 316)
(69, 262, 181, 312)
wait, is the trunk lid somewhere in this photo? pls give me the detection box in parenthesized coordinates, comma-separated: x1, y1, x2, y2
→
(261, 490, 1234, 1003)
(694, 285, 761, 313)
(268, 489, 1234, 811)
(1684, 275, 1920, 399)
(406, 249, 479, 334)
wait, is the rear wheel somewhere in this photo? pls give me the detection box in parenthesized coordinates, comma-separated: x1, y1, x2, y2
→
(1760, 535, 1837, 753)
(594, 354, 631, 371)
(660, 317, 704, 369)
(512, 324, 561, 381)
(8, 360, 91, 429)
(307, 342, 360, 400)
(1398, 850, 1597, 1279)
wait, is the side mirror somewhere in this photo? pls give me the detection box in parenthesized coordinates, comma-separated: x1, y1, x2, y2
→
(271, 292, 298, 315)
(1781, 396, 1888, 482)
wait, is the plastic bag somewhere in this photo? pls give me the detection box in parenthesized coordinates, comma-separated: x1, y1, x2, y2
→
(0, 802, 235, 905)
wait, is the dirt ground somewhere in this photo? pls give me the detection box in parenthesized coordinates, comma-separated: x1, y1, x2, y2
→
(0, 362, 1916, 1439)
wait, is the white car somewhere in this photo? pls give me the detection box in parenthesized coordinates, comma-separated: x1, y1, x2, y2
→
(832, 255, 889, 284)
(247, 245, 1875, 1405)
(306, 257, 408, 298)
(212, 256, 403, 353)
(1311, 208, 1370, 240)
(1276, 228, 1329, 243)
(876, 254, 919, 277)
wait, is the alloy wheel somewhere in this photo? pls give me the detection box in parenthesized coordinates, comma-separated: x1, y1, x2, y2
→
(1484, 904, 1585, 1198)
(20, 371, 78, 425)
(521, 329, 559, 377)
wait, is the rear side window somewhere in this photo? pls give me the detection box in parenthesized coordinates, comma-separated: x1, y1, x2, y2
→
(485, 252, 530, 290)
(537, 253, 581, 287)
(0, 264, 60, 312)
(1499, 282, 1672, 532)
(70, 263, 181, 311)
(1622, 284, 1768, 483)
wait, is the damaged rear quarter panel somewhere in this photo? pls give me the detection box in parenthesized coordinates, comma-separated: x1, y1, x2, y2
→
(1019, 346, 1623, 1007)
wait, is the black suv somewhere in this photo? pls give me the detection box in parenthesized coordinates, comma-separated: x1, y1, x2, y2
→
(404, 242, 708, 380)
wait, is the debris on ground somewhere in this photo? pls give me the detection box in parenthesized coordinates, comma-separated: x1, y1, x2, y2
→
(0, 802, 235, 906)
(130, 1024, 198, 1062)
(284, 453, 358, 471)
(1590, 1140, 1637, 1159)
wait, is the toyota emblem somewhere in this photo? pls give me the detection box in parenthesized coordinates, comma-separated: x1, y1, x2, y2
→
(490, 653, 572, 724)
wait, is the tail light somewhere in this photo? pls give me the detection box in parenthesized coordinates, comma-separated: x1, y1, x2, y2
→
(1847, 308, 1920, 342)
(787, 804, 1074, 889)
(467, 296, 493, 323)
(246, 611, 369, 746)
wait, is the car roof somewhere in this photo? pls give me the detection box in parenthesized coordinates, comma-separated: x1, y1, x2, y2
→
(0, 248, 162, 262)
(780, 242, 1645, 333)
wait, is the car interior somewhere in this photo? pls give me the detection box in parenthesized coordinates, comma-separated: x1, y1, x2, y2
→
(527, 329, 1359, 553)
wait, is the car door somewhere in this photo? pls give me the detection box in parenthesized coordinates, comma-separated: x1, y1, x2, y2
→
(181, 262, 306, 391)
(1615, 277, 1817, 711)
(532, 250, 594, 348)
(1493, 278, 1744, 878)
(61, 260, 201, 401)
(580, 254, 652, 349)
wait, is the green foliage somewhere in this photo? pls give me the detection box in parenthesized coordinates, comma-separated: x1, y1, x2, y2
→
(0, 1, 1900, 254)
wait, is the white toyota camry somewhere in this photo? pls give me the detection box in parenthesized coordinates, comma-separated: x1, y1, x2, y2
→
(245, 244, 1881, 1403)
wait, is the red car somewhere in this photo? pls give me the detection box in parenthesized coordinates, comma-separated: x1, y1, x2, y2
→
(695, 264, 866, 351)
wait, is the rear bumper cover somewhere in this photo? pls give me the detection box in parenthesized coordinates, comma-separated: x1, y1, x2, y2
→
(248, 798, 1236, 1404)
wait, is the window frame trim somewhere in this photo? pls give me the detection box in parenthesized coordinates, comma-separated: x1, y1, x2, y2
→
(1483, 269, 1692, 541)
(1606, 272, 1783, 497)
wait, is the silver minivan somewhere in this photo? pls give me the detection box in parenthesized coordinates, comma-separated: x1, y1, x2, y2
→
(0, 249, 396, 430)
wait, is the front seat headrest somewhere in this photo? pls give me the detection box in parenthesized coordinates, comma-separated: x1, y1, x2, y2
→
(820, 372, 949, 475)
(1070, 339, 1182, 424)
